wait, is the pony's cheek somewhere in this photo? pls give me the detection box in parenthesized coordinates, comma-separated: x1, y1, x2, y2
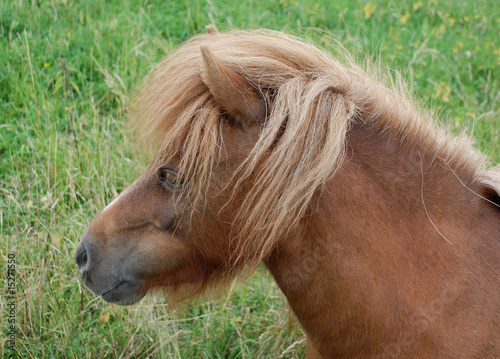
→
(132, 233, 206, 289)
(132, 233, 192, 277)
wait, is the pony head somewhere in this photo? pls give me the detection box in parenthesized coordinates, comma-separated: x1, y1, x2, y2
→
(75, 29, 354, 304)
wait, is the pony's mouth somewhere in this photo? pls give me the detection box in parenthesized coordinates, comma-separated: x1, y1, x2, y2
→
(100, 280, 146, 306)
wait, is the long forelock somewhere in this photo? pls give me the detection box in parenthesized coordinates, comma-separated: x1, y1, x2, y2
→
(131, 29, 489, 272)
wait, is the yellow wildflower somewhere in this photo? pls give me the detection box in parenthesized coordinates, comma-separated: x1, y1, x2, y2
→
(400, 11, 410, 25)
(413, 1, 423, 11)
(363, 3, 376, 19)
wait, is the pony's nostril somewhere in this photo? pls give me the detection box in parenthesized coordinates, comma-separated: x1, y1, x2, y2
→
(75, 244, 88, 269)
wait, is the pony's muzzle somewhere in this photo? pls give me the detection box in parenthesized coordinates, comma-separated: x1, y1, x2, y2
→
(75, 235, 147, 305)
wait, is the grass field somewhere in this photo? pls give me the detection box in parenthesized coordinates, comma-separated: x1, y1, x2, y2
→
(1, 0, 499, 357)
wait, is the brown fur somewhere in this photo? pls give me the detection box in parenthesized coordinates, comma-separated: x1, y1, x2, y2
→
(77, 28, 500, 358)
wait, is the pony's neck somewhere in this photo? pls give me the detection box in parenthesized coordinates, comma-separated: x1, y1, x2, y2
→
(264, 122, 499, 356)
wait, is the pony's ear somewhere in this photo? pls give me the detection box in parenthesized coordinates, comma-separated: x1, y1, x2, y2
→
(200, 45, 266, 126)
(478, 167, 500, 209)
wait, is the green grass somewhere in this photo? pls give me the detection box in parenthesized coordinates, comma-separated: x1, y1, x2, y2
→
(1, 0, 499, 357)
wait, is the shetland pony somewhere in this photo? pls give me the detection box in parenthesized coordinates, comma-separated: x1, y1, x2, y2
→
(76, 27, 500, 358)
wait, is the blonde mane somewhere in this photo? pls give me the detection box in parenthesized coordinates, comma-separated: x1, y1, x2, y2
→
(131, 29, 489, 267)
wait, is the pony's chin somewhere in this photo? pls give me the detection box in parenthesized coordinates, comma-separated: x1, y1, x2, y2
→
(101, 281, 147, 306)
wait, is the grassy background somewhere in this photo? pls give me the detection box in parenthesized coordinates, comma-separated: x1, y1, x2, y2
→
(1, 0, 499, 357)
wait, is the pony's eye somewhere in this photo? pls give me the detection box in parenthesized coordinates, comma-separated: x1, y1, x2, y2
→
(157, 167, 186, 189)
